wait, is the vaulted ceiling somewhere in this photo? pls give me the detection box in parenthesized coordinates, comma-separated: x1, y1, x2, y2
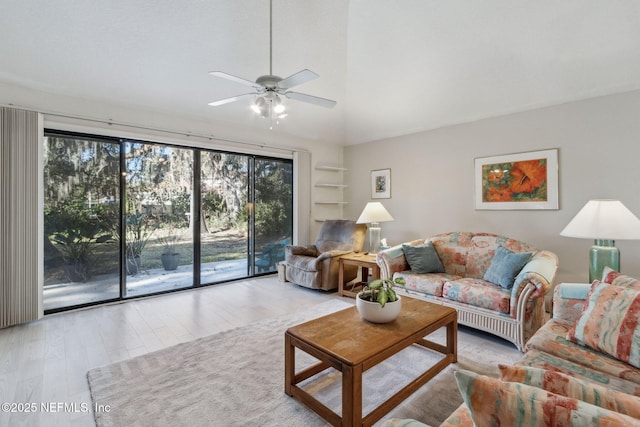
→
(2, 1, 640, 145)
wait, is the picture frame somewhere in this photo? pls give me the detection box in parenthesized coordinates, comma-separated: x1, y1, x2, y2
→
(475, 149, 558, 210)
(371, 168, 391, 199)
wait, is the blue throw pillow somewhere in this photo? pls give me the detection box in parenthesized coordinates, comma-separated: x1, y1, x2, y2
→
(483, 245, 532, 289)
(402, 242, 445, 274)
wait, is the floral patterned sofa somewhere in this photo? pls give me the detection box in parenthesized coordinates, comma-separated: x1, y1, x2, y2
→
(384, 267, 640, 427)
(376, 232, 558, 350)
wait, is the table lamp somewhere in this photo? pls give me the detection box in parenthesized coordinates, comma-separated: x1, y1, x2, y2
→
(356, 202, 394, 254)
(560, 199, 640, 282)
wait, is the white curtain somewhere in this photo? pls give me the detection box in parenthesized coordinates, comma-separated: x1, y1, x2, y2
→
(0, 107, 43, 328)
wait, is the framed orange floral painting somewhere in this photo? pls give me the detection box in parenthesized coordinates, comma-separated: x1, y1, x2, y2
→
(475, 149, 558, 210)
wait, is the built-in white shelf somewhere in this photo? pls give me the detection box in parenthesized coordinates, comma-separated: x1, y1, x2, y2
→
(315, 164, 348, 172)
(315, 183, 348, 188)
(314, 164, 347, 222)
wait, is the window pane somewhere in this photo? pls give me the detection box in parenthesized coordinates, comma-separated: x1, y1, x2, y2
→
(200, 152, 249, 283)
(124, 141, 194, 296)
(43, 135, 120, 310)
(254, 158, 293, 273)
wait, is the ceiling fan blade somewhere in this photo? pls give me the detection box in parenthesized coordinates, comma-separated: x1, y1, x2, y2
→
(208, 93, 258, 107)
(285, 91, 337, 109)
(209, 71, 260, 88)
(278, 69, 319, 89)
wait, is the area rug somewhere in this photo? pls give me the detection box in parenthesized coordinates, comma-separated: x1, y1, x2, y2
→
(87, 299, 522, 427)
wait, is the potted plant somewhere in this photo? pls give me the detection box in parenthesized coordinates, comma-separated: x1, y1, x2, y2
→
(356, 276, 406, 323)
(158, 220, 181, 271)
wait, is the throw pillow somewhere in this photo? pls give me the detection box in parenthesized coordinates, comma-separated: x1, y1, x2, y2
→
(602, 266, 619, 283)
(602, 266, 640, 289)
(454, 369, 640, 427)
(483, 245, 532, 289)
(567, 281, 640, 369)
(401, 242, 445, 274)
(498, 364, 640, 419)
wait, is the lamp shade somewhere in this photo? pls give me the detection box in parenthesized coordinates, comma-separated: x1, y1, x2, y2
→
(560, 199, 640, 240)
(356, 202, 394, 224)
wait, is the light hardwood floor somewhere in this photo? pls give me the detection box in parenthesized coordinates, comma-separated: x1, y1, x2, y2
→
(0, 276, 341, 427)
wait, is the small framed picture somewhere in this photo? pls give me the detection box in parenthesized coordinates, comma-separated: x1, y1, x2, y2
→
(371, 168, 391, 199)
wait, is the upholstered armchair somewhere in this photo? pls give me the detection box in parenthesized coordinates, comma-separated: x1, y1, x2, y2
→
(285, 220, 367, 291)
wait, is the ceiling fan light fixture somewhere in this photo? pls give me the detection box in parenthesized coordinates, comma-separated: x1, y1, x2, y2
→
(251, 96, 270, 117)
(273, 96, 286, 114)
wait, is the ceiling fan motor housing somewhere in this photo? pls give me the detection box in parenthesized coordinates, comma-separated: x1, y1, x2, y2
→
(256, 75, 283, 90)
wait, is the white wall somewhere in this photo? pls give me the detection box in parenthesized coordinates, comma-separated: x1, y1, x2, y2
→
(1, 83, 344, 246)
(344, 89, 640, 285)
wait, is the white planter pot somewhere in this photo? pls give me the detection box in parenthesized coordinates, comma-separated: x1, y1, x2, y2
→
(355, 292, 402, 323)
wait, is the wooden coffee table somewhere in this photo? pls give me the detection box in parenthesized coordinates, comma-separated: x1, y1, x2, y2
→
(284, 297, 457, 427)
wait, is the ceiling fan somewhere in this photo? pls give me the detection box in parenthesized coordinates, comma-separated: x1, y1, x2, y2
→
(207, 0, 336, 121)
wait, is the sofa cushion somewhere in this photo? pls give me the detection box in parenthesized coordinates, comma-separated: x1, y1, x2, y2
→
(393, 271, 460, 297)
(443, 278, 511, 314)
(465, 234, 536, 279)
(428, 232, 474, 276)
(499, 364, 640, 418)
(315, 240, 352, 253)
(483, 245, 532, 289)
(454, 369, 640, 427)
(603, 267, 640, 289)
(517, 348, 640, 397)
(401, 242, 445, 274)
(567, 281, 640, 369)
(523, 320, 640, 396)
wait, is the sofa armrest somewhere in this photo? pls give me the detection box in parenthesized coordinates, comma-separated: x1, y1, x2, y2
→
(285, 245, 318, 258)
(376, 243, 410, 279)
(552, 282, 591, 323)
(513, 250, 559, 300)
(316, 249, 353, 261)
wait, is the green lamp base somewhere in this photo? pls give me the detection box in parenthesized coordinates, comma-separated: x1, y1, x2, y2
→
(589, 239, 619, 283)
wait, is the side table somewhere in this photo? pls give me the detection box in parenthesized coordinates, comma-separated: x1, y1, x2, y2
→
(338, 253, 380, 298)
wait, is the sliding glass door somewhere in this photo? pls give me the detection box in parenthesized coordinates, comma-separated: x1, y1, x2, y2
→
(253, 158, 293, 274)
(124, 141, 195, 296)
(43, 130, 293, 312)
(43, 133, 121, 310)
(200, 152, 249, 284)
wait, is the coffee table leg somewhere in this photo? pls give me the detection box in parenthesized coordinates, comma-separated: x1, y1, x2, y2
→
(447, 317, 458, 363)
(284, 333, 294, 395)
(342, 363, 362, 427)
